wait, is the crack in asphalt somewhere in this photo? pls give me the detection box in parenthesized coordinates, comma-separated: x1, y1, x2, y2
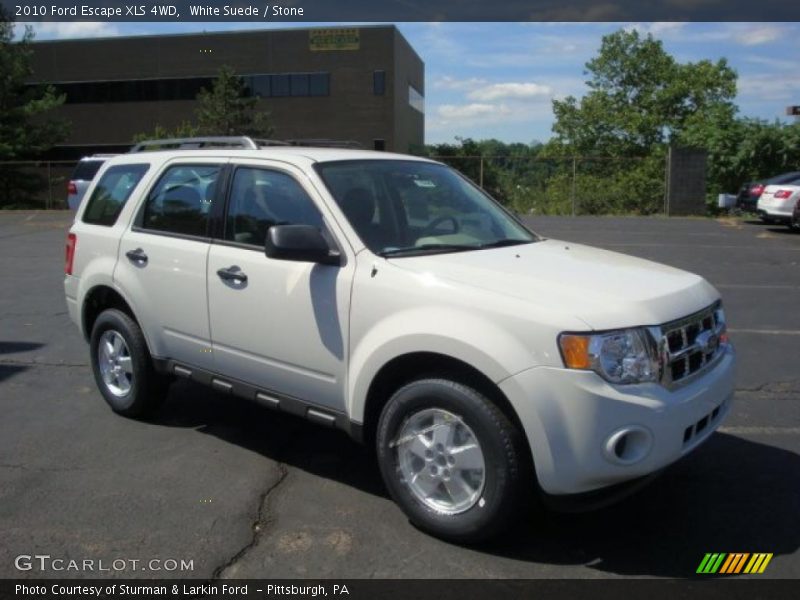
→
(0, 359, 88, 367)
(736, 382, 800, 394)
(0, 463, 87, 472)
(210, 463, 290, 580)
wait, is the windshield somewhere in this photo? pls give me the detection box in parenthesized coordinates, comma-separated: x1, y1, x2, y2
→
(315, 160, 537, 256)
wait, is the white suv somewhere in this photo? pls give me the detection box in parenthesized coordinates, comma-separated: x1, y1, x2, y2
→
(64, 139, 735, 542)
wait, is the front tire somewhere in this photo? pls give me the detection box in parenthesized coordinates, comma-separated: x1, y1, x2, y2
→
(376, 379, 531, 543)
(90, 309, 168, 418)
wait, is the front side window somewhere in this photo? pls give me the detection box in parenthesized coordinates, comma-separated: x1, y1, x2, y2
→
(226, 167, 324, 246)
(141, 164, 221, 237)
(315, 160, 536, 256)
(82, 164, 150, 226)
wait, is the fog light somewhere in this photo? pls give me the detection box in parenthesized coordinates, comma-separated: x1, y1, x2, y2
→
(603, 427, 653, 465)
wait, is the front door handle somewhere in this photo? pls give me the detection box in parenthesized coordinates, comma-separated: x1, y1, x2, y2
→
(125, 248, 148, 265)
(217, 266, 248, 284)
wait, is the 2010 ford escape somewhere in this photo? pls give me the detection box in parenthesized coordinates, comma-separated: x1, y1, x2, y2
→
(64, 139, 736, 542)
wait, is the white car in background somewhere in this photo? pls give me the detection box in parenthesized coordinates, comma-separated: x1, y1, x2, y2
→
(66, 155, 117, 210)
(757, 184, 800, 224)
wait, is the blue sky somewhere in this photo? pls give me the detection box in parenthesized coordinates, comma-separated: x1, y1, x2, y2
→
(18, 21, 800, 144)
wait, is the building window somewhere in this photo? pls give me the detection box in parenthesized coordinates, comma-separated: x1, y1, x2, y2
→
(271, 74, 290, 97)
(290, 73, 310, 97)
(309, 73, 330, 96)
(373, 139, 386, 151)
(408, 84, 424, 114)
(373, 70, 386, 95)
(43, 71, 331, 104)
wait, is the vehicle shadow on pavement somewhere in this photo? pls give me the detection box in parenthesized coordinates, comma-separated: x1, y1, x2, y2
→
(151, 382, 799, 577)
(481, 432, 800, 577)
(153, 379, 388, 499)
(0, 341, 44, 382)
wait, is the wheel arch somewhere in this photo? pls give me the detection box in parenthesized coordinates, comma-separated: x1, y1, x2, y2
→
(359, 351, 529, 455)
(82, 285, 142, 344)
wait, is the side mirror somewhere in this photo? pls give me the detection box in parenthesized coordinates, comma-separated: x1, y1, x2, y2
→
(265, 224, 341, 266)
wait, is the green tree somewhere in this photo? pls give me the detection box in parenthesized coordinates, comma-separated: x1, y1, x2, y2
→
(549, 29, 737, 157)
(0, 9, 67, 160)
(0, 7, 68, 206)
(195, 65, 274, 138)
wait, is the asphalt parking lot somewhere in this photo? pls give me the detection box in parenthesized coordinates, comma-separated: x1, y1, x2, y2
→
(1, 211, 798, 579)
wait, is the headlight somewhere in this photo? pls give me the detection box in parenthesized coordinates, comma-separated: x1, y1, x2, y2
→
(559, 328, 660, 384)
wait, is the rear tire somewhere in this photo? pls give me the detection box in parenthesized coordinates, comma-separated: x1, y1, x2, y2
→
(90, 309, 169, 418)
(376, 378, 532, 543)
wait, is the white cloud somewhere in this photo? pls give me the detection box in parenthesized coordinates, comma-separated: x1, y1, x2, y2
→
(624, 22, 688, 38)
(432, 76, 488, 91)
(437, 103, 506, 121)
(738, 25, 783, 46)
(15, 21, 119, 40)
(467, 82, 552, 101)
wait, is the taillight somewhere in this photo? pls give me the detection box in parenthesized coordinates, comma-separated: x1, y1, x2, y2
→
(65, 233, 77, 275)
(750, 184, 765, 196)
(774, 189, 793, 199)
(67, 181, 77, 195)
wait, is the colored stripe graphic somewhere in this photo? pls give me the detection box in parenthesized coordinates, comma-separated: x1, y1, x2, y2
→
(697, 553, 726, 573)
(743, 553, 774, 574)
(720, 553, 749, 573)
(698, 553, 773, 574)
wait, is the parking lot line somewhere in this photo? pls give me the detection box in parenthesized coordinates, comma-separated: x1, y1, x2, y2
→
(727, 328, 800, 336)
(719, 426, 800, 435)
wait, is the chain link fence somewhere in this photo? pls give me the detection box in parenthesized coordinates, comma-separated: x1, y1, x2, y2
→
(0, 161, 79, 210)
(430, 155, 669, 216)
(2, 154, 673, 215)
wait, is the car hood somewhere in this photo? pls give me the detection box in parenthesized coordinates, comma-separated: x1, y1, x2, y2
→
(388, 239, 719, 330)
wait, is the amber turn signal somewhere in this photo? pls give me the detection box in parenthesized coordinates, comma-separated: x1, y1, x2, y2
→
(559, 334, 592, 369)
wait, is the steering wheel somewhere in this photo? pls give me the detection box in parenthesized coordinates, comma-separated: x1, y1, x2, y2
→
(419, 216, 460, 237)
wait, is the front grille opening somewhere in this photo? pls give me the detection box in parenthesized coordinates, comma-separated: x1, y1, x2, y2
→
(683, 401, 725, 446)
(668, 331, 684, 352)
(662, 302, 723, 385)
(696, 416, 709, 434)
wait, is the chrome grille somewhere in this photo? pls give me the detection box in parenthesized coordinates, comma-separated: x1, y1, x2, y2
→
(658, 302, 726, 386)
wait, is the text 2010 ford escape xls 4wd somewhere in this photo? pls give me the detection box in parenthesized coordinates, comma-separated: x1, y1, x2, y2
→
(64, 139, 735, 542)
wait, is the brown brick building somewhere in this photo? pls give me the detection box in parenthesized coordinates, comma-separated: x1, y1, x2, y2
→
(28, 25, 425, 158)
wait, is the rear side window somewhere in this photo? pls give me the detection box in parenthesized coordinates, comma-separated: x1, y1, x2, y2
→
(82, 164, 150, 227)
(141, 164, 221, 238)
(71, 160, 104, 181)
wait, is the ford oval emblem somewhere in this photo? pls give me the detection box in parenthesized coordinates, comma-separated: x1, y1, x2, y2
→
(697, 331, 719, 354)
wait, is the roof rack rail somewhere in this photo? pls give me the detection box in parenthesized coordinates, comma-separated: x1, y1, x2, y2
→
(285, 139, 363, 149)
(129, 136, 262, 153)
(128, 136, 364, 153)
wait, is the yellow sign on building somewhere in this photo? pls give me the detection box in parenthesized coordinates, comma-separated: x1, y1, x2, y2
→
(309, 28, 360, 51)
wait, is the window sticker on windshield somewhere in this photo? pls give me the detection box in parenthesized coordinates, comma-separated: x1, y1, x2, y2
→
(413, 179, 436, 188)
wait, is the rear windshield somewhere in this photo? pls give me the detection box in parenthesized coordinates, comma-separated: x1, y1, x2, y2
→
(71, 160, 105, 181)
(82, 164, 150, 227)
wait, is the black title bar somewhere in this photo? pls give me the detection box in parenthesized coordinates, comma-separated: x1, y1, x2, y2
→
(3, 0, 800, 22)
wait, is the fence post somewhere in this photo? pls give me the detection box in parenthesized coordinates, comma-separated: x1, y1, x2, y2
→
(47, 162, 53, 210)
(479, 157, 484, 189)
(571, 156, 577, 217)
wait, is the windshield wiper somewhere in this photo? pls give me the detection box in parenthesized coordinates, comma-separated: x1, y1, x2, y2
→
(477, 239, 535, 249)
(379, 244, 477, 257)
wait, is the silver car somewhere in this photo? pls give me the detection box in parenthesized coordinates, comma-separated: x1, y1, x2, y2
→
(66, 155, 116, 210)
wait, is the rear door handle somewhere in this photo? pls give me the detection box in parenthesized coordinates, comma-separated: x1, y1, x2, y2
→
(125, 248, 148, 265)
(217, 266, 248, 284)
